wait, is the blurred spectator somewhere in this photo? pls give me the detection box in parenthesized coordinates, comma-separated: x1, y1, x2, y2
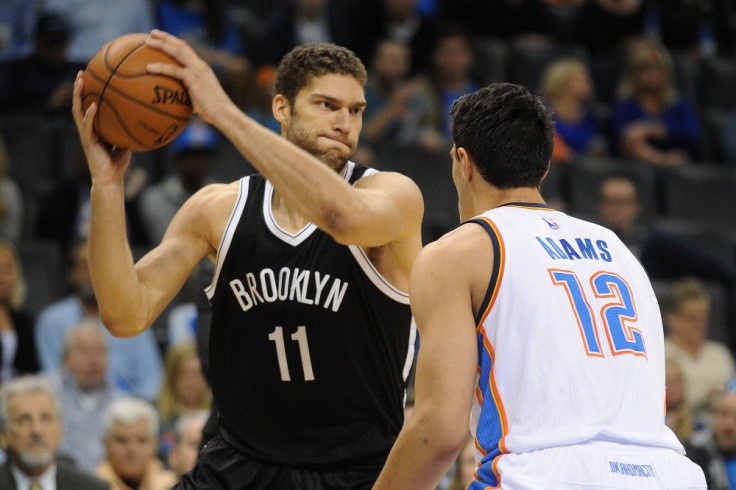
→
(139, 119, 218, 244)
(34, 149, 92, 256)
(348, 0, 438, 76)
(48, 322, 122, 472)
(254, 0, 351, 69)
(575, 0, 646, 102)
(35, 239, 163, 402)
(155, 0, 251, 106)
(166, 301, 197, 349)
(595, 175, 736, 290)
(412, 22, 480, 152)
(0, 0, 38, 61)
(0, 240, 38, 383)
(612, 39, 700, 166)
(721, 109, 736, 164)
(358, 39, 431, 163)
(41, 0, 155, 64)
(166, 409, 208, 481)
(665, 358, 696, 442)
(156, 342, 211, 461)
(96, 397, 176, 490)
(689, 381, 736, 490)
(0, 375, 110, 489)
(0, 12, 85, 115)
(651, 0, 736, 59)
(541, 57, 607, 162)
(0, 137, 23, 245)
(438, 0, 551, 44)
(34, 147, 150, 254)
(663, 277, 736, 426)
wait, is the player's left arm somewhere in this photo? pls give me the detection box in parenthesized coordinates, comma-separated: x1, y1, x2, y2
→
(373, 226, 482, 489)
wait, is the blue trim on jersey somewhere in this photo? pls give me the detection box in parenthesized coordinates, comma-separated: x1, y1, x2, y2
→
(466, 217, 506, 487)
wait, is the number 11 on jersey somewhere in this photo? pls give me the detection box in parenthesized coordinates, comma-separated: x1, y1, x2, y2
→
(268, 326, 315, 381)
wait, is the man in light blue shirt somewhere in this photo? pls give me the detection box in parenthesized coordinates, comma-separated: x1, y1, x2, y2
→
(35, 239, 162, 402)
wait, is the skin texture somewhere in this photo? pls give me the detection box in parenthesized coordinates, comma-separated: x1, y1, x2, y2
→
(71, 30, 423, 338)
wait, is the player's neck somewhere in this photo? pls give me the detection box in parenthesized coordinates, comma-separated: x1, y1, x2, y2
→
(271, 191, 311, 233)
(482, 186, 545, 212)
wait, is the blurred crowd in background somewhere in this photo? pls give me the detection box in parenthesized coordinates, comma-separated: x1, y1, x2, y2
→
(1, 0, 736, 488)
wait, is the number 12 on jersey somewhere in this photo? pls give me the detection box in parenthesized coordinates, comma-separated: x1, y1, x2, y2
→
(268, 326, 315, 381)
(550, 269, 647, 358)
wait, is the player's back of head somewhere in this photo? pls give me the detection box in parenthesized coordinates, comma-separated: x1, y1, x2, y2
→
(450, 82, 553, 189)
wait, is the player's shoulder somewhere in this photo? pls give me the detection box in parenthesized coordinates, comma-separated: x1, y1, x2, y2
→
(417, 222, 491, 271)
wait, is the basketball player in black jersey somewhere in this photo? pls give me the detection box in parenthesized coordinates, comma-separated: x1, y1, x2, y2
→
(71, 30, 424, 489)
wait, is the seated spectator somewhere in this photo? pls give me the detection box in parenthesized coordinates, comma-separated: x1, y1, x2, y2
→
(720, 108, 736, 164)
(138, 119, 218, 244)
(48, 322, 122, 472)
(166, 410, 208, 482)
(0, 0, 37, 61)
(348, 0, 438, 77)
(0, 136, 23, 245)
(665, 358, 696, 442)
(689, 380, 736, 489)
(0, 375, 109, 489)
(575, 0, 646, 103)
(254, 0, 351, 69)
(35, 239, 163, 402)
(96, 397, 176, 490)
(359, 39, 432, 162)
(156, 342, 211, 461)
(154, 0, 250, 106)
(412, 22, 480, 152)
(0, 12, 85, 115)
(0, 240, 38, 383)
(611, 39, 700, 166)
(662, 277, 736, 426)
(42, 0, 155, 64)
(541, 57, 607, 162)
(594, 174, 736, 291)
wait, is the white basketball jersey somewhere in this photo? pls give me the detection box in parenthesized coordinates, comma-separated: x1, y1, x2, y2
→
(468, 203, 683, 485)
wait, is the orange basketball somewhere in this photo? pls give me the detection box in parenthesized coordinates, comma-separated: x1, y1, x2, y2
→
(82, 33, 193, 152)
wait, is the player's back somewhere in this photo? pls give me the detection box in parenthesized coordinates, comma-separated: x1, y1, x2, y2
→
(470, 204, 682, 459)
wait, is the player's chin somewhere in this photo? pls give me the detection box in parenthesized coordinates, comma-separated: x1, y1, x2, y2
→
(321, 148, 350, 168)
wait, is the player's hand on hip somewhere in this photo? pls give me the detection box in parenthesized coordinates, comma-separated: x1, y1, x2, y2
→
(72, 72, 131, 185)
(145, 29, 233, 126)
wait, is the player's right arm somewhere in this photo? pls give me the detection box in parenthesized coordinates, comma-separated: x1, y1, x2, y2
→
(72, 73, 227, 338)
(374, 224, 489, 489)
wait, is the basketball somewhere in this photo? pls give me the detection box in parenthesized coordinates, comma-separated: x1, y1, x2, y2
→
(81, 33, 193, 151)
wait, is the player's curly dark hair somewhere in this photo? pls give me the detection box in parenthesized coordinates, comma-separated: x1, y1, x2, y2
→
(274, 43, 367, 106)
(450, 83, 553, 189)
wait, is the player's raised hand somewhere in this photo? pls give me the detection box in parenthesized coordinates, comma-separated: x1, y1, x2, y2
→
(72, 71, 131, 185)
(145, 29, 233, 125)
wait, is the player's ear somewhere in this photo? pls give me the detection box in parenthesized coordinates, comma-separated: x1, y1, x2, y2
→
(272, 94, 290, 124)
(456, 146, 473, 182)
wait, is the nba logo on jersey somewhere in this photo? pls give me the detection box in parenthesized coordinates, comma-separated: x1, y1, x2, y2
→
(542, 217, 559, 230)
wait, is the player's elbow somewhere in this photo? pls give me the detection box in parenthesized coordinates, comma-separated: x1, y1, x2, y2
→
(412, 405, 470, 458)
(99, 311, 148, 338)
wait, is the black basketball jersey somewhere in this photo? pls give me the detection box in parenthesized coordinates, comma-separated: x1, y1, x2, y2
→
(206, 162, 415, 471)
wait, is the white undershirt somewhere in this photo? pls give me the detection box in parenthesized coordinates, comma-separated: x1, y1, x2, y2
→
(10, 462, 57, 490)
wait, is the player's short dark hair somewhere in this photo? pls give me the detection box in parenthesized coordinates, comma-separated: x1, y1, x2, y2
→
(274, 43, 367, 106)
(450, 83, 553, 189)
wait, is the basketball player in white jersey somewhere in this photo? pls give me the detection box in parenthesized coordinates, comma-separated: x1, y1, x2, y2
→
(373, 83, 707, 489)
